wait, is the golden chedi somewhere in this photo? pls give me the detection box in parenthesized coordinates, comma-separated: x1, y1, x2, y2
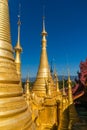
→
(32, 17, 56, 97)
(0, 0, 33, 129)
(24, 75, 31, 105)
(53, 69, 60, 92)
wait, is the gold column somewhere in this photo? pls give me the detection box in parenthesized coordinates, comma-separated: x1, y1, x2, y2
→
(0, 0, 33, 129)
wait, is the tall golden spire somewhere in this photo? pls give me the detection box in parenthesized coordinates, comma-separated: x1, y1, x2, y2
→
(62, 77, 66, 96)
(14, 4, 22, 79)
(24, 74, 31, 106)
(68, 72, 73, 105)
(53, 67, 60, 92)
(32, 16, 54, 97)
(46, 74, 52, 96)
(25, 74, 30, 95)
(56, 75, 59, 92)
(0, 0, 33, 129)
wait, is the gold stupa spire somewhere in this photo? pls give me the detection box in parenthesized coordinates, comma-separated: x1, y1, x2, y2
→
(32, 16, 54, 97)
(46, 73, 52, 96)
(68, 71, 73, 105)
(14, 4, 22, 79)
(25, 73, 30, 95)
(24, 74, 31, 106)
(0, 0, 33, 129)
(53, 66, 60, 92)
(56, 75, 59, 92)
(62, 76, 66, 96)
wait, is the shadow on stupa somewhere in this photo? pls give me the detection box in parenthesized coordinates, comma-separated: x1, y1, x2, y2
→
(58, 103, 79, 130)
(51, 124, 57, 130)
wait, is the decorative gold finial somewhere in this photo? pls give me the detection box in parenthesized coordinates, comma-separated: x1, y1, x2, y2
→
(42, 6, 47, 38)
(18, 3, 21, 26)
(24, 73, 31, 106)
(32, 10, 54, 97)
(53, 65, 60, 92)
(42, 17, 47, 35)
(15, 3, 22, 51)
(62, 76, 66, 96)
(14, 3, 22, 79)
(25, 73, 30, 95)
(42, 5, 47, 34)
(67, 69, 73, 105)
(46, 75, 51, 96)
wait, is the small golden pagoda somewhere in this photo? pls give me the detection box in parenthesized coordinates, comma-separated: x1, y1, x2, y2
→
(32, 17, 56, 97)
(62, 77, 66, 96)
(53, 67, 60, 92)
(14, 9, 22, 80)
(25, 75, 30, 95)
(0, 0, 33, 129)
(24, 75, 31, 105)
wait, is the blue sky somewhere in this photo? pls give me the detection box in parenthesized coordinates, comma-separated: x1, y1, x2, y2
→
(9, 0, 87, 78)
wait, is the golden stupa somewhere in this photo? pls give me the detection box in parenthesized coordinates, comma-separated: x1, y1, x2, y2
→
(0, 0, 79, 130)
(30, 11, 79, 130)
(32, 17, 56, 97)
(0, 0, 33, 129)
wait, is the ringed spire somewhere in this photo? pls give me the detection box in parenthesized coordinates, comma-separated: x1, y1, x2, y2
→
(42, 16, 47, 35)
(14, 3, 22, 79)
(32, 14, 55, 97)
(14, 3, 22, 51)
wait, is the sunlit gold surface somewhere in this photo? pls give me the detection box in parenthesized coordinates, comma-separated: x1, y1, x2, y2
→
(0, 0, 33, 129)
(32, 15, 78, 130)
(0, 1, 79, 130)
(54, 71, 60, 92)
(24, 76, 31, 106)
(32, 17, 56, 97)
(14, 14, 22, 79)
